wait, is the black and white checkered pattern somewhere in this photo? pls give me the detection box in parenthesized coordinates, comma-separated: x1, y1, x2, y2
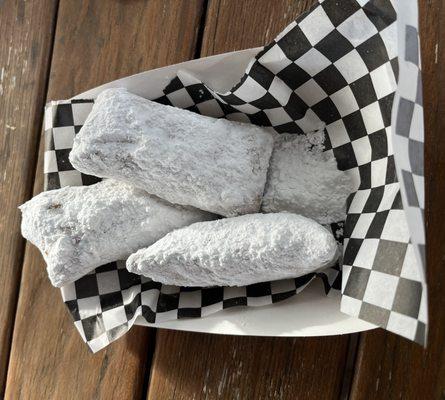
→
(44, 100, 101, 190)
(43, 0, 426, 350)
(341, 0, 427, 344)
(61, 261, 339, 351)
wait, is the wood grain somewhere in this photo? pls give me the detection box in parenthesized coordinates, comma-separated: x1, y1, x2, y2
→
(201, 0, 316, 55)
(4, 1, 205, 399)
(0, 0, 58, 396)
(146, 2, 353, 399)
(350, 1, 445, 399)
(47, 0, 206, 99)
(5, 0, 442, 399)
(148, 331, 350, 400)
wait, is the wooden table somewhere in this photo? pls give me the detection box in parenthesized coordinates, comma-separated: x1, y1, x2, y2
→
(1, 1, 444, 399)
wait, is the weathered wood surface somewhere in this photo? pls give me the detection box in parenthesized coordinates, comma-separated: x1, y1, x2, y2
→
(349, 1, 445, 399)
(200, 0, 316, 55)
(4, 1, 205, 399)
(148, 331, 350, 400)
(0, 0, 58, 396)
(1, 0, 444, 398)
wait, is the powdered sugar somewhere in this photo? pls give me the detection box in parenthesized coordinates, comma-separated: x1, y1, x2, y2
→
(20, 179, 214, 287)
(127, 213, 339, 287)
(262, 129, 354, 224)
(69, 88, 275, 217)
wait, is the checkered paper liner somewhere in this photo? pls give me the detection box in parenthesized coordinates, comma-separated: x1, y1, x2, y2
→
(43, 0, 426, 351)
(44, 97, 342, 352)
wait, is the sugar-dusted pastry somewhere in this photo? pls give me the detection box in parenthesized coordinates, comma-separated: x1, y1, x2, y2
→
(20, 179, 214, 287)
(69, 88, 275, 217)
(127, 212, 339, 287)
(262, 132, 354, 224)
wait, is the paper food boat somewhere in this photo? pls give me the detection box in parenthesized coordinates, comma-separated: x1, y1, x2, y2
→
(43, 0, 426, 352)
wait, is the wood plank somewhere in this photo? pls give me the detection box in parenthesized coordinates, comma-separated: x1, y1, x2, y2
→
(201, 0, 316, 55)
(349, 1, 445, 399)
(147, 2, 353, 399)
(47, 0, 206, 99)
(0, 0, 58, 396)
(148, 331, 350, 400)
(4, 1, 205, 399)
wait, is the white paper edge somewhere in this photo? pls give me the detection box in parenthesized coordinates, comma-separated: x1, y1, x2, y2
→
(137, 281, 376, 337)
